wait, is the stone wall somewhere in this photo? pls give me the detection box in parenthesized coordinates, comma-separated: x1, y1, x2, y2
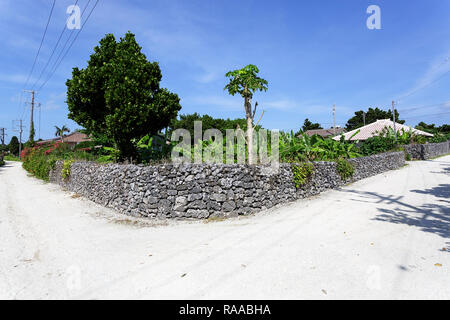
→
(49, 152, 405, 219)
(404, 140, 449, 160)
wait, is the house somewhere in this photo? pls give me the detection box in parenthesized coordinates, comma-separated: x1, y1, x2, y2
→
(333, 119, 433, 141)
(37, 131, 91, 147)
(304, 127, 346, 138)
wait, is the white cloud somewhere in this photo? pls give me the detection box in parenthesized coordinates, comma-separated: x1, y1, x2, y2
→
(397, 51, 450, 101)
(41, 92, 66, 111)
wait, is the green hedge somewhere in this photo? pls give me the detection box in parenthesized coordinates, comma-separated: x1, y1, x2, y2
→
(22, 149, 56, 181)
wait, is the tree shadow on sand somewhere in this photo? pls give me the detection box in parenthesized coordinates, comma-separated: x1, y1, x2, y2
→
(0, 163, 13, 174)
(340, 185, 450, 252)
(430, 162, 450, 175)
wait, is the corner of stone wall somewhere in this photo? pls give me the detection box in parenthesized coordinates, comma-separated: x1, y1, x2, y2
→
(47, 151, 408, 220)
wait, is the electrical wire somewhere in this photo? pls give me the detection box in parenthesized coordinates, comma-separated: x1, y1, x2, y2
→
(38, 0, 100, 92)
(397, 100, 450, 113)
(39, 0, 93, 90)
(23, 0, 56, 89)
(31, 0, 81, 90)
(396, 56, 450, 103)
(401, 111, 450, 119)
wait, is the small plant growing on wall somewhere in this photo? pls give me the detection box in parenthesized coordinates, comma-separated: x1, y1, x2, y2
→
(336, 157, 354, 181)
(62, 160, 74, 181)
(292, 162, 315, 188)
(405, 152, 411, 161)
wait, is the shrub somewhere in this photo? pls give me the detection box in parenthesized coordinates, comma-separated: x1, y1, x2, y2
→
(4, 154, 20, 161)
(292, 162, 315, 188)
(359, 136, 396, 156)
(428, 134, 448, 143)
(336, 158, 354, 181)
(405, 152, 411, 161)
(280, 132, 361, 162)
(62, 160, 74, 180)
(22, 142, 71, 181)
(22, 148, 55, 181)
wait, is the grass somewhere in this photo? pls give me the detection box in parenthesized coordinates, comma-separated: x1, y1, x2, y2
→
(4, 155, 20, 161)
(429, 153, 450, 160)
(204, 216, 228, 223)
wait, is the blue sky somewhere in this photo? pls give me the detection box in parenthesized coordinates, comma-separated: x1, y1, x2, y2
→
(1, 0, 449, 142)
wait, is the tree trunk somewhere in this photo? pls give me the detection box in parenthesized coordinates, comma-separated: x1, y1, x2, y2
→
(245, 96, 254, 165)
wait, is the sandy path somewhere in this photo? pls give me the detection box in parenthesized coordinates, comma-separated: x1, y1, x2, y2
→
(0, 157, 449, 299)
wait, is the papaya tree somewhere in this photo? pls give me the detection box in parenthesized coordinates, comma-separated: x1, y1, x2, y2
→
(224, 65, 268, 164)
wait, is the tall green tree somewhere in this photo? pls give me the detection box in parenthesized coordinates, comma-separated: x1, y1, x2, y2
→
(345, 107, 404, 131)
(224, 64, 268, 164)
(8, 136, 19, 156)
(54, 125, 70, 141)
(170, 113, 249, 142)
(66, 32, 181, 160)
(415, 122, 450, 135)
(301, 118, 323, 131)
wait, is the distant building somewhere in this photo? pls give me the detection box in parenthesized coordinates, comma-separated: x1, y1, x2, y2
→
(304, 127, 346, 138)
(333, 119, 433, 141)
(37, 131, 91, 147)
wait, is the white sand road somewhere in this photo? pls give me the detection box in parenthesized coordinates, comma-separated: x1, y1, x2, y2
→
(0, 157, 449, 300)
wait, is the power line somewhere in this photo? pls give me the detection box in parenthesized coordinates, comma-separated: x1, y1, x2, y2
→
(40, 0, 92, 91)
(17, 91, 26, 120)
(23, 0, 56, 89)
(38, 0, 100, 92)
(396, 57, 450, 103)
(397, 100, 450, 113)
(32, 0, 81, 90)
(16, 0, 55, 121)
(401, 111, 450, 119)
(39, 0, 92, 90)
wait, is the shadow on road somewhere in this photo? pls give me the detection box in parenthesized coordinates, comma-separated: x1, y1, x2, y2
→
(411, 184, 450, 200)
(0, 163, 13, 174)
(430, 162, 450, 175)
(340, 186, 450, 251)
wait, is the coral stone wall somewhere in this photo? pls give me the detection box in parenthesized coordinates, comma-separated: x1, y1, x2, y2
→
(404, 141, 449, 160)
(49, 151, 405, 219)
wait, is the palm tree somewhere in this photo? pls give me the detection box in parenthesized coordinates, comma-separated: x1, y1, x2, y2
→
(55, 125, 70, 141)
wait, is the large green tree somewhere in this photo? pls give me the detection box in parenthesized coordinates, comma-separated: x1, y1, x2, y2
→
(8, 136, 19, 156)
(345, 107, 404, 131)
(66, 32, 181, 160)
(415, 122, 450, 134)
(225, 64, 268, 164)
(301, 118, 323, 131)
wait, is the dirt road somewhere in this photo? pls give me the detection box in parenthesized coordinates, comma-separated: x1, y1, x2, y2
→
(0, 157, 449, 299)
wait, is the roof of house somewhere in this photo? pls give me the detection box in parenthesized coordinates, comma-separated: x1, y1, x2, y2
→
(333, 119, 434, 141)
(37, 131, 91, 145)
(305, 127, 346, 137)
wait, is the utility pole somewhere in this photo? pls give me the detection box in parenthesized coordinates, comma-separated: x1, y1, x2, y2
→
(23, 90, 37, 142)
(13, 120, 24, 159)
(37, 103, 42, 140)
(392, 100, 397, 143)
(363, 112, 366, 126)
(333, 104, 336, 135)
(0, 128, 6, 146)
